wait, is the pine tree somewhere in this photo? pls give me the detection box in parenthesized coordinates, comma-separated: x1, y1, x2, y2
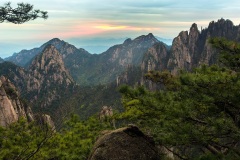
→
(118, 38, 240, 159)
(0, 2, 48, 24)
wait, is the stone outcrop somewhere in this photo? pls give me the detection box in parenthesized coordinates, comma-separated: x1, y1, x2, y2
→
(34, 114, 55, 130)
(0, 76, 34, 127)
(167, 19, 240, 74)
(99, 106, 113, 120)
(88, 125, 160, 160)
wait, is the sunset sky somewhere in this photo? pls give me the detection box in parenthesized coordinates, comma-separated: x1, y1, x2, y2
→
(1, 0, 240, 58)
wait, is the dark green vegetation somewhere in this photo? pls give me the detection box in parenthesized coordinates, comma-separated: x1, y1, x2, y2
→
(0, 115, 113, 159)
(57, 84, 122, 119)
(118, 38, 240, 159)
(0, 2, 48, 24)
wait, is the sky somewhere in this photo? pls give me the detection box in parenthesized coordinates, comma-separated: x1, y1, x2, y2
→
(1, 0, 240, 58)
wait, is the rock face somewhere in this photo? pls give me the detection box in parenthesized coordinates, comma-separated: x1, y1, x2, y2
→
(0, 76, 34, 127)
(88, 126, 160, 160)
(116, 41, 169, 89)
(141, 42, 169, 72)
(0, 45, 75, 109)
(26, 44, 74, 107)
(0, 76, 56, 128)
(34, 114, 55, 130)
(167, 19, 240, 74)
(28, 44, 73, 90)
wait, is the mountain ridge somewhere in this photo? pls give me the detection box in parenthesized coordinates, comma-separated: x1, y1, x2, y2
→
(0, 45, 75, 112)
(4, 19, 240, 86)
(1, 18, 240, 120)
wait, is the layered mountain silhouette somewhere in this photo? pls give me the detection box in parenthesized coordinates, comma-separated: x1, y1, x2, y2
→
(2, 18, 240, 117)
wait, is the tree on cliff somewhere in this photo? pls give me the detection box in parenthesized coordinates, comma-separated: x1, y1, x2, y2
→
(119, 38, 240, 159)
(0, 2, 48, 24)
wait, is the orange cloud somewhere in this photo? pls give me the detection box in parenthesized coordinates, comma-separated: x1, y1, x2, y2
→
(94, 25, 127, 30)
(36, 21, 162, 40)
(94, 24, 160, 31)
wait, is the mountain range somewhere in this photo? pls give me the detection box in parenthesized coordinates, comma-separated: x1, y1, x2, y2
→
(1, 18, 240, 120)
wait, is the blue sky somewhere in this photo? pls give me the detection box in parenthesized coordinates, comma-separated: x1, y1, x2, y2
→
(0, 0, 240, 58)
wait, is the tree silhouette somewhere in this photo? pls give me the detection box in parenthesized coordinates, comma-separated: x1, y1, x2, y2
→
(0, 2, 48, 24)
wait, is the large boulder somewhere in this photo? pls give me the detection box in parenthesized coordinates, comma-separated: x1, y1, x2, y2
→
(88, 125, 161, 160)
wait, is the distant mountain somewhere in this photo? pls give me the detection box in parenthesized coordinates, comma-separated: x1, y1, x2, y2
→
(4, 38, 91, 68)
(74, 33, 160, 85)
(155, 36, 173, 46)
(68, 37, 128, 54)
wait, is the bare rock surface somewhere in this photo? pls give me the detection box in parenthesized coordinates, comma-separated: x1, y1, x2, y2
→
(88, 126, 161, 160)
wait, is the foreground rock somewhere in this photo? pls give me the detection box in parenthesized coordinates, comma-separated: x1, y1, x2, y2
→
(88, 125, 161, 160)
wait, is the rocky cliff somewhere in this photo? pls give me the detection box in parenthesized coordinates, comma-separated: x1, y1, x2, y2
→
(116, 41, 169, 89)
(167, 19, 240, 74)
(0, 76, 34, 127)
(26, 44, 74, 108)
(1, 44, 75, 110)
(115, 19, 240, 88)
(141, 42, 169, 73)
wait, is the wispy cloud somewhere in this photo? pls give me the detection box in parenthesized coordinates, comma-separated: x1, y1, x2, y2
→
(1, 0, 240, 57)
